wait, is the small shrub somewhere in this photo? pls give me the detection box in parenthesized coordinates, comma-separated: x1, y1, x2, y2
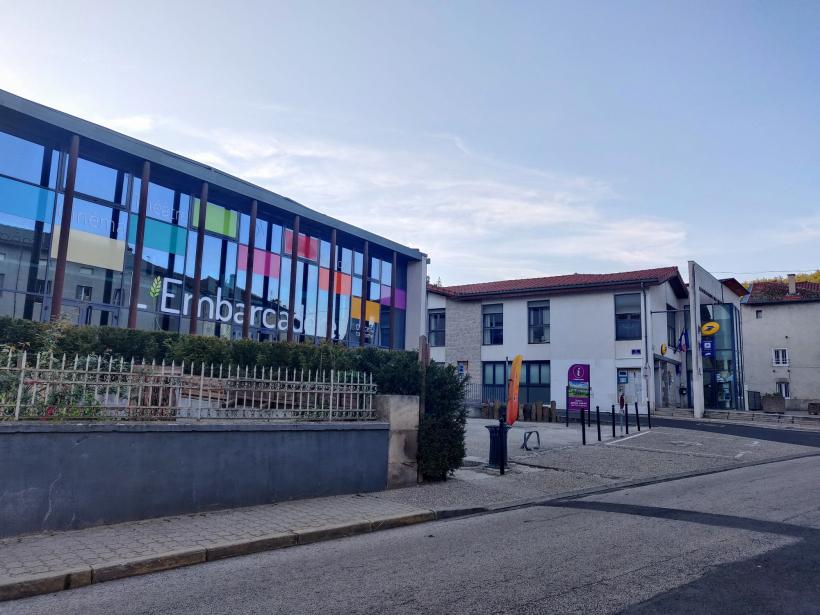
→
(418, 363, 467, 481)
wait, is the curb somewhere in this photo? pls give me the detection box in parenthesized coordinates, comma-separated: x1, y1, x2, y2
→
(0, 507, 481, 603)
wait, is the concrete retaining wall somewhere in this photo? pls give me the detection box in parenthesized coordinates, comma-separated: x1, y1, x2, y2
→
(0, 422, 389, 538)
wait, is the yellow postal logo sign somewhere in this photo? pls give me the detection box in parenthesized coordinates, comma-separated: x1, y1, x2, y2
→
(701, 321, 720, 336)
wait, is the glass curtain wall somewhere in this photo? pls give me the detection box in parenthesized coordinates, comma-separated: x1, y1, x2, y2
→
(0, 131, 61, 321)
(700, 303, 740, 410)
(0, 128, 409, 349)
(127, 180, 189, 333)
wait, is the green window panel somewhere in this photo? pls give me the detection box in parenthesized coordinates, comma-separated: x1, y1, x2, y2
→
(192, 199, 238, 237)
(0, 175, 54, 222)
(128, 214, 187, 256)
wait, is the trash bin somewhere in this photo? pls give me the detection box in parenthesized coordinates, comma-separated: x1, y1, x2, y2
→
(485, 424, 510, 468)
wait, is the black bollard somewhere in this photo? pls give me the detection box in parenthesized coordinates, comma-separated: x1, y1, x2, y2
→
(581, 407, 586, 445)
(565, 404, 569, 427)
(625, 404, 629, 434)
(611, 404, 616, 438)
(596, 405, 601, 441)
(647, 400, 652, 429)
(498, 414, 506, 475)
(588, 404, 591, 427)
(635, 401, 641, 431)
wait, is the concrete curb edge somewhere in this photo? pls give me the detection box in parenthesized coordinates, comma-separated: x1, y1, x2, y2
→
(0, 507, 482, 603)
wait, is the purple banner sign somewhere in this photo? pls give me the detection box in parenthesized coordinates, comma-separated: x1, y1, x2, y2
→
(567, 363, 590, 411)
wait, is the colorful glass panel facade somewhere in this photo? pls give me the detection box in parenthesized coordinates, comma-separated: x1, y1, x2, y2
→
(0, 99, 419, 349)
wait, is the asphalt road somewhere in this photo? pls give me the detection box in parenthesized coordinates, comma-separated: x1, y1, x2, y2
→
(4, 455, 818, 615)
(652, 417, 820, 448)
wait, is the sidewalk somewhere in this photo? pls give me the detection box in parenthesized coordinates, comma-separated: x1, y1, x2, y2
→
(2, 423, 817, 603)
(0, 493, 464, 602)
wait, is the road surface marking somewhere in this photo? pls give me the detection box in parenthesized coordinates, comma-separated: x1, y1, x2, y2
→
(606, 430, 652, 445)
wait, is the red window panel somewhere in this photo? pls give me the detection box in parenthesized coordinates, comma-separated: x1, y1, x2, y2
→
(238, 244, 280, 278)
(319, 267, 330, 291)
(297, 234, 319, 260)
(335, 272, 352, 295)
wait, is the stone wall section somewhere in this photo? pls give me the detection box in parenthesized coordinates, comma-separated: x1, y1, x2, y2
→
(444, 299, 483, 386)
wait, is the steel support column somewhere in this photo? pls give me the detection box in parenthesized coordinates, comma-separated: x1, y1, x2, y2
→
(189, 182, 209, 334)
(242, 199, 257, 339)
(50, 135, 80, 321)
(326, 228, 337, 341)
(127, 161, 151, 329)
(286, 215, 300, 342)
(390, 251, 397, 349)
(359, 241, 369, 346)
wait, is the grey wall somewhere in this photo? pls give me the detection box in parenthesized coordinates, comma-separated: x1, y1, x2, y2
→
(443, 299, 482, 385)
(742, 302, 820, 410)
(0, 422, 388, 538)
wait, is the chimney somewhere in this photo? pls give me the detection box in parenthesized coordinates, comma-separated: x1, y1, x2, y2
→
(788, 273, 797, 295)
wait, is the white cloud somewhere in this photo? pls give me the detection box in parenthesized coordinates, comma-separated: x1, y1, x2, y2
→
(112, 116, 688, 284)
(96, 114, 157, 134)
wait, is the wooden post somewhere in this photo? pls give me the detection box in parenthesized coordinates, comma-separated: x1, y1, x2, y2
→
(189, 182, 209, 334)
(127, 161, 151, 329)
(50, 135, 80, 321)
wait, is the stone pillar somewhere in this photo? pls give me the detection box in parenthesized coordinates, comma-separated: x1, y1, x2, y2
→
(375, 395, 419, 488)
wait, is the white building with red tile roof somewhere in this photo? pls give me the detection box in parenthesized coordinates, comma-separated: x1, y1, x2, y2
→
(427, 264, 747, 415)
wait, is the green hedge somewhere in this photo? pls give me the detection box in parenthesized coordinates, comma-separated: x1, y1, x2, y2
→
(419, 363, 467, 481)
(0, 317, 467, 479)
(0, 317, 420, 396)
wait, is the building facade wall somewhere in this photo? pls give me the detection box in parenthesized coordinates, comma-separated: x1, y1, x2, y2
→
(443, 299, 482, 382)
(742, 302, 820, 409)
(427, 283, 692, 412)
(427, 292, 447, 363)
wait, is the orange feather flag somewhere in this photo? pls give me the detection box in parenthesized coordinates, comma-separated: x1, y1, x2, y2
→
(507, 355, 523, 425)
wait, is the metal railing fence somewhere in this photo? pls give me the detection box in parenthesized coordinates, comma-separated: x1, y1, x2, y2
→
(0, 350, 376, 422)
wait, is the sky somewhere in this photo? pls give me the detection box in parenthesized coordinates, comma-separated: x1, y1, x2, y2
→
(1, 0, 819, 285)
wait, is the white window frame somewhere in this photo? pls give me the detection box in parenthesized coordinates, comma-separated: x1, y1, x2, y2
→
(772, 348, 789, 367)
(776, 381, 790, 399)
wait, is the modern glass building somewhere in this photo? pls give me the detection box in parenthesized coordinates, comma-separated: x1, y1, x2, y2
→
(0, 90, 426, 349)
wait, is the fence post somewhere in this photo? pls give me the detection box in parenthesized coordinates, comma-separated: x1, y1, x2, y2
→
(611, 404, 616, 438)
(596, 405, 601, 442)
(581, 407, 586, 445)
(565, 386, 569, 427)
(198, 362, 205, 420)
(14, 350, 26, 420)
(329, 369, 334, 421)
